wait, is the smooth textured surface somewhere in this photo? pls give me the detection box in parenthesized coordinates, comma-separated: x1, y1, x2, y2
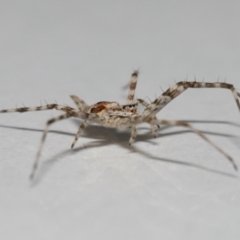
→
(1, 1, 240, 240)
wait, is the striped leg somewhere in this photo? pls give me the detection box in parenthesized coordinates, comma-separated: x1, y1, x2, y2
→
(71, 119, 89, 148)
(70, 95, 89, 111)
(30, 113, 73, 180)
(150, 117, 159, 138)
(142, 81, 240, 117)
(137, 99, 160, 136)
(129, 125, 137, 145)
(137, 98, 149, 107)
(0, 104, 75, 114)
(126, 71, 138, 104)
(142, 117, 238, 171)
(126, 71, 138, 144)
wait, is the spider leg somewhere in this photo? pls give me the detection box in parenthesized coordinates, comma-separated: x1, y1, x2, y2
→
(124, 71, 138, 145)
(129, 125, 137, 145)
(137, 98, 149, 107)
(71, 119, 89, 148)
(141, 117, 238, 171)
(126, 71, 138, 104)
(70, 95, 89, 111)
(150, 117, 159, 138)
(142, 81, 240, 117)
(0, 104, 75, 114)
(137, 99, 160, 136)
(29, 113, 74, 180)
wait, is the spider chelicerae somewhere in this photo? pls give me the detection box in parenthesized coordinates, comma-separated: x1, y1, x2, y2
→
(1, 71, 239, 179)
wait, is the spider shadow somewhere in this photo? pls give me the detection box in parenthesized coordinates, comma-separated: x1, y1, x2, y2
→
(34, 118, 240, 184)
(158, 119, 240, 132)
(0, 119, 239, 184)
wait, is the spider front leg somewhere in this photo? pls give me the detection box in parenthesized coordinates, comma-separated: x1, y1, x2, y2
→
(30, 112, 76, 180)
(142, 81, 240, 117)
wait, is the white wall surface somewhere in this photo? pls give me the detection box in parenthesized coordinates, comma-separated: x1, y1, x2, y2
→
(1, 1, 240, 240)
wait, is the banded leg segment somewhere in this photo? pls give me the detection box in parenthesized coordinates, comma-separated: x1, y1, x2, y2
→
(129, 125, 137, 145)
(125, 71, 139, 145)
(137, 99, 160, 136)
(30, 113, 74, 180)
(0, 104, 75, 114)
(137, 98, 149, 108)
(142, 81, 240, 117)
(70, 95, 89, 111)
(71, 119, 89, 148)
(126, 71, 138, 104)
(150, 117, 159, 138)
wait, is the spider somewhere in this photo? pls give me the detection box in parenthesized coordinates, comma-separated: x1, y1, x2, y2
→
(1, 71, 239, 179)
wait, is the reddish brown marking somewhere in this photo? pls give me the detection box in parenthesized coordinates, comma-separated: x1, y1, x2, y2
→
(90, 102, 109, 113)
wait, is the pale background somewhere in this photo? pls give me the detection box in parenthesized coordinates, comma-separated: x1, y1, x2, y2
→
(0, 1, 240, 240)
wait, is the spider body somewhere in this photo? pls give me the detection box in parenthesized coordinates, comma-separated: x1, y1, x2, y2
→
(75, 100, 139, 128)
(1, 71, 240, 179)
